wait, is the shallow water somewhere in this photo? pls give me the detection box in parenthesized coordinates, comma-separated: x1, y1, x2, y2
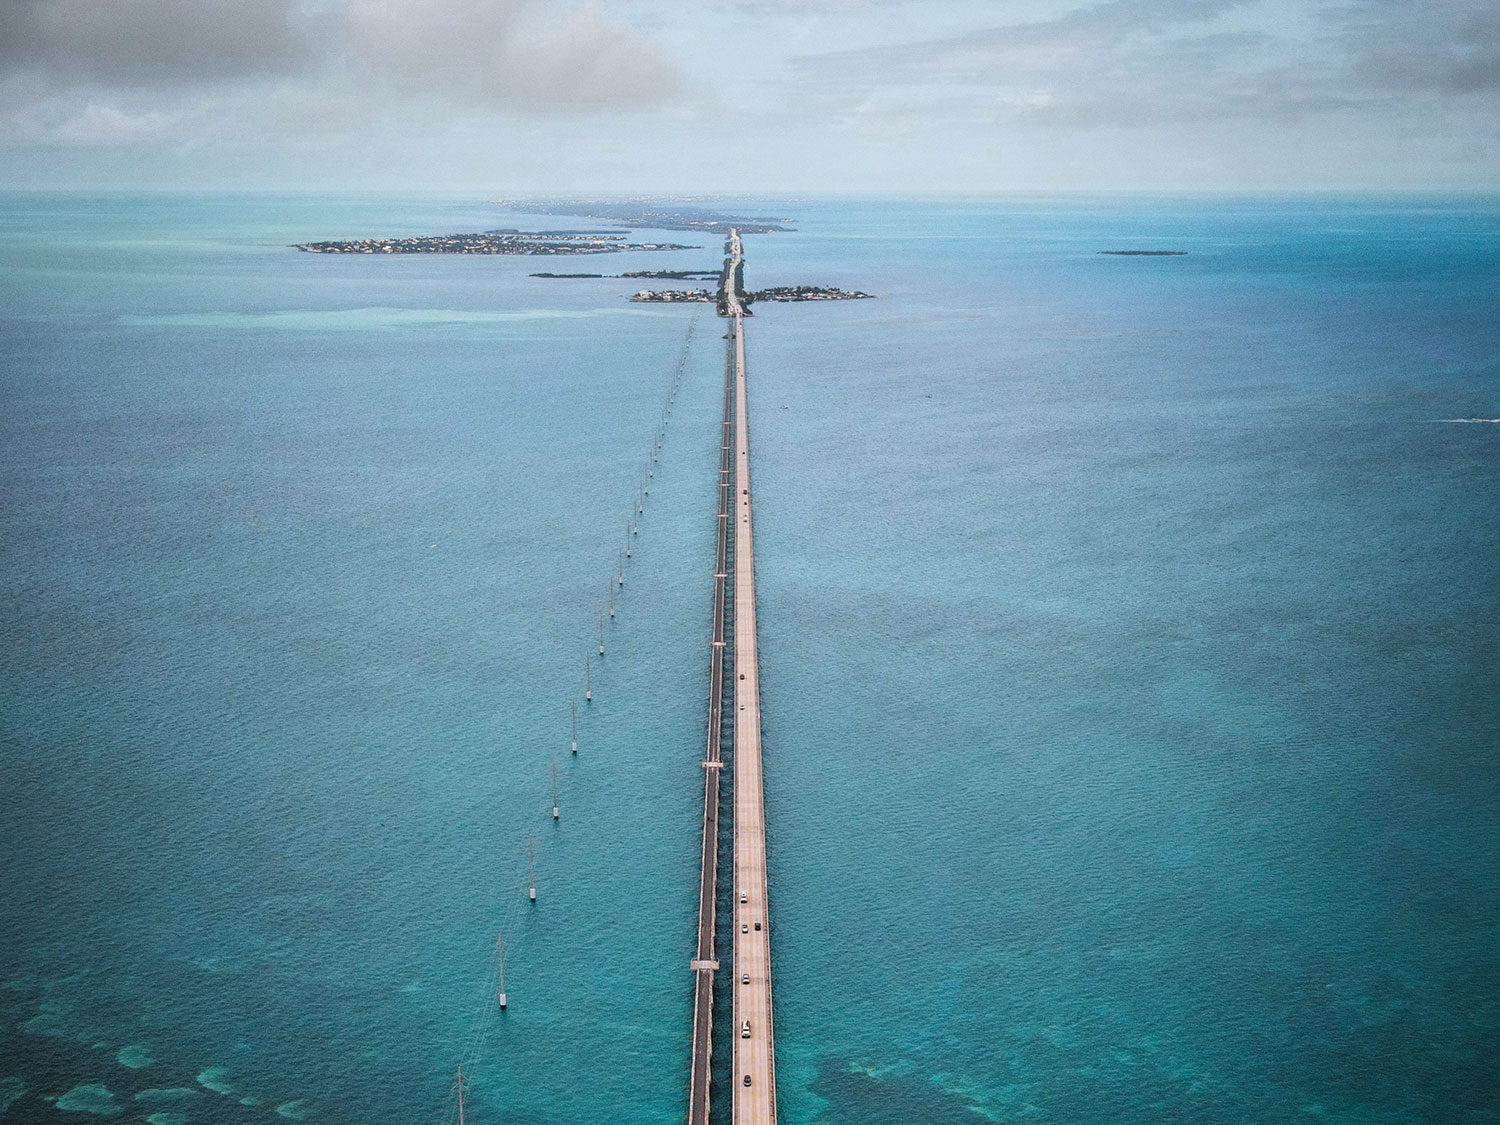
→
(2, 193, 1498, 1124)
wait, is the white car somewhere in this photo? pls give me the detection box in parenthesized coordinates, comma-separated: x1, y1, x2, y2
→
(741, 923, 748, 933)
(740, 1020, 751, 1039)
(740, 892, 748, 904)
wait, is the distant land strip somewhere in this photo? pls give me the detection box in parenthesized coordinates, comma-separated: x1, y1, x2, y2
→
(294, 231, 697, 255)
(496, 200, 793, 235)
(1100, 250, 1188, 255)
(532, 270, 724, 279)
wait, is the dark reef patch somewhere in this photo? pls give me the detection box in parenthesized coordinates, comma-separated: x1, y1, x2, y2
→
(807, 1058, 992, 1125)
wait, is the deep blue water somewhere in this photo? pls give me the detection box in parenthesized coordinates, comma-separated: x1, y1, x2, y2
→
(2, 193, 1498, 1124)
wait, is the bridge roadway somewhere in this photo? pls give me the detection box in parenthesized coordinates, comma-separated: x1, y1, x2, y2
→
(727, 229, 778, 1125)
(686, 283, 735, 1125)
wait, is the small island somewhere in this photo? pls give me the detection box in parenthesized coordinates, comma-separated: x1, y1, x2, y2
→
(631, 285, 874, 305)
(622, 269, 723, 279)
(532, 268, 722, 280)
(746, 286, 873, 303)
(1099, 250, 1188, 256)
(630, 289, 715, 303)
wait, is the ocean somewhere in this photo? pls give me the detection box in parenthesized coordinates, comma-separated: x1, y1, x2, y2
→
(2, 193, 1497, 1124)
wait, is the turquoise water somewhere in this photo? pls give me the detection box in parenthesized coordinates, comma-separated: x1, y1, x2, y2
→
(2, 194, 1498, 1124)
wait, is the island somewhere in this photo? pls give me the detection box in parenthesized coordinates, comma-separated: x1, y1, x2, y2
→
(295, 208, 873, 305)
(630, 289, 715, 303)
(295, 230, 697, 255)
(746, 286, 874, 303)
(531, 269, 722, 280)
(1099, 250, 1188, 256)
(622, 269, 723, 280)
(631, 286, 873, 305)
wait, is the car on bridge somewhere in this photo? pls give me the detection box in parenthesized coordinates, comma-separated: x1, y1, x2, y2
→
(741, 1020, 752, 1039)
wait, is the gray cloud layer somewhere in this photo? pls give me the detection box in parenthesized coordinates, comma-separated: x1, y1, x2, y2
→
(0, 0, 688, 144)
(1349, 1, 1500, 93)
(345, 0, 685, 111)
(0, 0, 322, 85)
(0, 0, 1494, 188)
(796, 0, 1500, 127)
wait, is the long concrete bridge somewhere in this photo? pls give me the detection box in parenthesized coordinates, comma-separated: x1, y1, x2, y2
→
(688, 230, 777, 1125)
(686, 243, 735, 1125)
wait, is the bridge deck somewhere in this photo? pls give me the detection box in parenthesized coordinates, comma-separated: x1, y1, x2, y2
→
(686, 290, 735, 1125)
(727, 230, 777, 1125)
(688, 229, 776, 1125)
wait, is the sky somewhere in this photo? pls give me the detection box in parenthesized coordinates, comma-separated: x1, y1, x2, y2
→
(1, 0, 1497, 192)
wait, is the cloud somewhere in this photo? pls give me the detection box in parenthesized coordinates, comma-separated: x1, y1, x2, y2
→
(1344, 0, 1500, 93)
(801, 0, 1254, 83)
(47, 102, 182, 145)
(790, 0, 1291, 127)
(345, 0, 686, 111)
(0, 0, 1493, 187)
(790, 0, 1500, 128)
(0, 0, 322, 86)
(0, 73, 205, 148)
(0, 0, 693, 144)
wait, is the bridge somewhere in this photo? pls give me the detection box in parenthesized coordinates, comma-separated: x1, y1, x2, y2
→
(727, 229, 777, 1125)
(686, 241, 735, 1125)
(688, 230, 777, 1125)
